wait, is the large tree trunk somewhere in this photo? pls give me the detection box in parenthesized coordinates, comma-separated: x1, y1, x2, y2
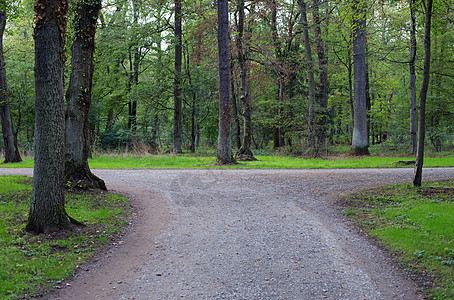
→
(414, 0, 433, 187)
(27, 0, 79, 234)
(409, 0, 417, 155)
(0, 10, 22, 164)
(235, 0, 256, 161)
(65, 0, 105, 191)
(173, 0, 182, 153)
(217, 0, 234, 164)
(351, 0, 369, 155)
(298, 0, 317, 157)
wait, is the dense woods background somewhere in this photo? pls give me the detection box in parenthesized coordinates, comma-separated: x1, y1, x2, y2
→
(1, 0, 453, 157)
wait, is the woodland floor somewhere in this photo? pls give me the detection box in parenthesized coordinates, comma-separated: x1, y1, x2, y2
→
(1, 167, 453, 299)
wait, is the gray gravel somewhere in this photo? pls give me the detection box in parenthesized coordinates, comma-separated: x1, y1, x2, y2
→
(1, 167, 453, 299)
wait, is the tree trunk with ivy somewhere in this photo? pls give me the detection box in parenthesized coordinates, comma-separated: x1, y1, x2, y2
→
(65, 0, 105, 190)
(0, 10, 22, 164)
(27, 0, 81, 234)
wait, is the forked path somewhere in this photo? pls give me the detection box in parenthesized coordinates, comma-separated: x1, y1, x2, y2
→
(2, 168, 453, 299)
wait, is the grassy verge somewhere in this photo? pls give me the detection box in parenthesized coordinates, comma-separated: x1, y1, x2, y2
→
(337, 180, 454, 299)
(1, 154, 453, 169)
(0, 175, 132, 299)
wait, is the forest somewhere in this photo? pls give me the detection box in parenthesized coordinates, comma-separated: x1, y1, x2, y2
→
(1, 0, 453, 160)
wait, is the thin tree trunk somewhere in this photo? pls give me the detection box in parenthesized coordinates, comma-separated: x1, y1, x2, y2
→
(230, 69, 242, 150)
(217, 0, 234, 164)
(173, 0, 182, 153)
(186, 49, 197, 153)
(27, 0, 79, 234)
(128, 0, 139, 132)
(65, 0, 105, 190)
(365, 57, 371, 146)
(414, 0, 433, 187)
(298, 0, 317, 157)
(351, 0, 369, 155)
(312, 0, 328, 154)
(409, 0, 417, 154)
(271, 0, 285, 149)
(0, 10, 22, 163)
(348, 53, 354, 130)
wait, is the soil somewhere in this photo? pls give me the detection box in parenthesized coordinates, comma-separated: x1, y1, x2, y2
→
(1, 167, 453, 299)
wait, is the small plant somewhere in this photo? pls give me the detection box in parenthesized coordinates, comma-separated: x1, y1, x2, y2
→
(414, 250, 428, 259)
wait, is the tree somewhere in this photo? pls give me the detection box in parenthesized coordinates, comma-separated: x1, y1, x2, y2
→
(351, 0, 369, 155)
(173, 0, 182, 153)
(65, 0, 106, 190)
(0, 9, 22, 163)
(234, 0, 256, 161)
(216, 0, 234, 164)
(409, 0, 417, 154)
(297, 0, 317, 156)
(413, 0, 433, 187)
(311, 0, 329, 155)
(26, 0, 79, 234)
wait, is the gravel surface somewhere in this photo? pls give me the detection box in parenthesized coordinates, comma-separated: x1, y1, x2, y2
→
(1, 167, 453, 299)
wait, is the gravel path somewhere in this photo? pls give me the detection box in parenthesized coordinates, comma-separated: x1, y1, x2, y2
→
(1, 167, 453, 299)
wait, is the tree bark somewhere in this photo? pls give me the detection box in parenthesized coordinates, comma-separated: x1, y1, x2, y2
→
(235, 0, 256, 161)
(271, 1, 284, 149)
(409, 0, 417, 154)
(128, 0, 139, 132)
(217, 0, 234, 164)
(230, 67, 242, 150)
(0, 10, 22, 164)
(298, 0, 317, 157)
(65, 0, 105, 191)
(348, 52, 354, 130)
(312, 0, 329, 154)
(414, 0, 433, 187)
(27, 0, 78, 234)
(173, 0, 182, 153)
(351, 0, 369, 155)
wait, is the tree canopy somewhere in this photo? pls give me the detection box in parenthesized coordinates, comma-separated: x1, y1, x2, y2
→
(0, 0, 453, 158)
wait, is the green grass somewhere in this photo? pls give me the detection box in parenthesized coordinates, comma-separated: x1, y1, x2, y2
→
(0, 176, 132, 299)
(339, 180, 454, 299)
(1, 153, 453, 169)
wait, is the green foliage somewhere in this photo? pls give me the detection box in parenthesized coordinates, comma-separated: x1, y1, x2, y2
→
(340, 181, 454, 298)
(0, 176, 131, 299)
(2, 0, 454, 156)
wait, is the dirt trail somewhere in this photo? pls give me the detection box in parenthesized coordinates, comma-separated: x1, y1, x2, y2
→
(1, 167, 453, 299)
